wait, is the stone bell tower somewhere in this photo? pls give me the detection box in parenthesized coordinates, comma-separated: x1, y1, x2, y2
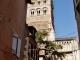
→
(26, 0, 55, 41)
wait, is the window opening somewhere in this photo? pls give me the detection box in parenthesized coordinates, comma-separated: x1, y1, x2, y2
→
(31, 10, 35, 16)
(33, 2, 35, 5)
(33, 11, 34, 15)
(43, 9, 47, 15)
(39, 10, 40, 14)
(31, 11, 33, 15)
(37, 10, 40, 16)
(43, 0, 46, 4)
(38, 1, 40, 5)
(12, 33, 21, 57)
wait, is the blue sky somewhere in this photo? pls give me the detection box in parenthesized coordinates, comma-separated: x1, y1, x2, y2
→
(53, 0, 78, 38)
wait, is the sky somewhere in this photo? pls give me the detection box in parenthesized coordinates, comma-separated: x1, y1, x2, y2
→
(53, 0, 78, 38)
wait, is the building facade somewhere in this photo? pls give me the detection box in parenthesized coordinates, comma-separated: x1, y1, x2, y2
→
(0, 0, 38, 60)
(0, 0, 27, 60)
(73, 0, 80, 41)
(26, 0, 55, 41)
(24, 24, 39, 60)
(55, 37, 80, 60)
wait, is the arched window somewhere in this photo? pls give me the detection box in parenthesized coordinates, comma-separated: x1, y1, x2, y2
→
(43, 0, 46, 4)
(38, 1, 40, 5)
(33, 2, 35, 5)
(39, 10, 40, 14)
(31, 11, 33, 15)
(37, 9, 41, 16)
(30, 9, 35, 16)
(33, 11, 34, 15)
(43, 7, 47, 15)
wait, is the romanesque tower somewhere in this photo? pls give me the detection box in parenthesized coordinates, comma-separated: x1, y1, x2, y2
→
(26, 0, 55, 41)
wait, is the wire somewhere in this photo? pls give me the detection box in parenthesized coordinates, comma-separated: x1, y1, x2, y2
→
(57, 31, 78, 38)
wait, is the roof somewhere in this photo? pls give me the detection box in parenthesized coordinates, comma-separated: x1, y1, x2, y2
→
(55, 37, 77, 41)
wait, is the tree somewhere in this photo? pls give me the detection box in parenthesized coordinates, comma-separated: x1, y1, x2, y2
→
(35, 30, 65, 60)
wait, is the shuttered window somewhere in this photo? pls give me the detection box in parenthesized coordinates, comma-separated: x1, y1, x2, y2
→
(12, 34, 21, 57)
(16, 38, 21, 57)
(12, 37, 17, 54)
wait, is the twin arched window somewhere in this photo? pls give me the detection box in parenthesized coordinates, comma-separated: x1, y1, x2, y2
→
(38, 1, 40, 5)
(38, 0, 46, 5)
(32, 0, 47, 6)
(30, 10, 35, 16)
(30, 7, 48, 16)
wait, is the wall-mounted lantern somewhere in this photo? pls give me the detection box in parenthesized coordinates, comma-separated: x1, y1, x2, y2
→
(39, 49, 46, 60)
(39, 49, 46, 56)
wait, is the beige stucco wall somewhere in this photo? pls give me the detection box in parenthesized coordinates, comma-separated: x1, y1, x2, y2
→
(55, 38, 80, 60)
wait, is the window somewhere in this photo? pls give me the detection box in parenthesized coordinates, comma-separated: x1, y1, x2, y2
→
(43, 7, 47, 15)
(31, 11, 34, 16)
(43, 9, 47, 15)
(43, 0, 46, 4)
(12, 33, 21, 57)
(37, 9, 41, 16)
(67, 41, 68, 43)
(30, 10, 35, 16)
(38, 1, 40, 5)
(33, 2, 35, 5)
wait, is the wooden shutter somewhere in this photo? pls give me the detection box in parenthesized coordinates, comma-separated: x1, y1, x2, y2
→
(16, 38, 21, 57)
(12, 37, 17, 54)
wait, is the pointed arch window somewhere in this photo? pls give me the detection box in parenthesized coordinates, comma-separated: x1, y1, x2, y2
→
(43, 9, 47, 15)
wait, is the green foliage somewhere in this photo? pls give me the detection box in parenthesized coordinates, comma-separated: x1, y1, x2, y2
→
(52, 51, 66, 60)
(45, 51, 65, 60)
(35, 30, 65, 60)
(36, 30, 62, 50)
(44, 41, 62, 50)
(35, 30, 48, 43)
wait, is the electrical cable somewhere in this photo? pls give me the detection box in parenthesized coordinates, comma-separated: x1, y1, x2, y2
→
(57, 31, 78, 38)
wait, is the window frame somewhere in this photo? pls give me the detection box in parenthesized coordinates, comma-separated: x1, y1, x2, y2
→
(43, 7, 48, 15)
(37, 8, 41, 16)
(38, 1, 41, 5)
(30, 9, 35, 17)
(12, 33, 21, 57)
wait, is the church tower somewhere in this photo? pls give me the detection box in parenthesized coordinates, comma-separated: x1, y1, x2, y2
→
(26, 0, 55, 41)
